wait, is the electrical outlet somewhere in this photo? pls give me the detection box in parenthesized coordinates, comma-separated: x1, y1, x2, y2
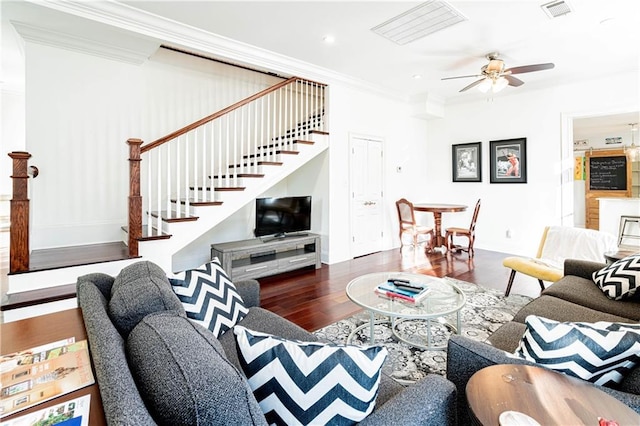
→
(506, 229, 512, 238)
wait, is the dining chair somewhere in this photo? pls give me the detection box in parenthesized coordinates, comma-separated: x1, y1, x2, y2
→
(445, 199, 481, 257)
(395, 198, 435, 251)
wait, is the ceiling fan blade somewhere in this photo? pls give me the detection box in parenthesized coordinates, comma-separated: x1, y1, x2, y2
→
(504, 63, 555, 75)
(460, 78, 486, 92)
(441, 74, 482, 81)
(504, 75, 524, 87)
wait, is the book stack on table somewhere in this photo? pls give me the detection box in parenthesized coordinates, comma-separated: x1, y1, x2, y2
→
(375, 279, 431, 303)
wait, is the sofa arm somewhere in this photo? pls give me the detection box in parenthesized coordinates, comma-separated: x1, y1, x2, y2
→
(447, 335, 640, 419)
(360, 375, 457, 426)
(564, 259, 606, 279)
(446, 335, 534, 425)
(235, 279, 260, 307)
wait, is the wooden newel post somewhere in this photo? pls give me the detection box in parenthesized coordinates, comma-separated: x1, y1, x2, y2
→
(127, 139, 143, 258)
(9, 151, 32, 273)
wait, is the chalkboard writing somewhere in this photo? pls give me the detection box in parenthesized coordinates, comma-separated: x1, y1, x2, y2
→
(589, 156, 627, 190)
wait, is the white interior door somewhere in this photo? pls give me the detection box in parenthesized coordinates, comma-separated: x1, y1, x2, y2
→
(350, 135, 383, 257)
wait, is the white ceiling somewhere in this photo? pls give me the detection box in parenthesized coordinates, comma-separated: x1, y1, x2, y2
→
(2, 0, 639, 135)
(116, 0, 640, 102)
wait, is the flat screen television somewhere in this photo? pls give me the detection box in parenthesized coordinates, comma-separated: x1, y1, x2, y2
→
(255, 196, 311, 238)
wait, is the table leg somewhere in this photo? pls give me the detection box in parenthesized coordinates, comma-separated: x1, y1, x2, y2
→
(370, 310, 375, 343)
(433, 212, 443, 247)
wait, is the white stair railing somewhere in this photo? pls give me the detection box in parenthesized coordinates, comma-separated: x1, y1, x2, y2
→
(127, 77, 326, 255)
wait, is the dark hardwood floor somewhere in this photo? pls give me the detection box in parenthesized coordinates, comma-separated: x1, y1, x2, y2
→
(258, 247, 541, 332)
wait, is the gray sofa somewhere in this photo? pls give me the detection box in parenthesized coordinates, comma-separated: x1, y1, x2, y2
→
(77, 261, 457, 425)
(447, 259, 640, 424)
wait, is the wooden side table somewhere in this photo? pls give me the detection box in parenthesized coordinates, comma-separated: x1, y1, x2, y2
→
(604, 248, 639, 264)
(466, 364, 639, 426)
(1, 308, 106, 425)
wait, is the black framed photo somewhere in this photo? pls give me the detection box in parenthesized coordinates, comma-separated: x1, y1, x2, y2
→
(490, 138, 527, 183)
(452, 142, 482, 182)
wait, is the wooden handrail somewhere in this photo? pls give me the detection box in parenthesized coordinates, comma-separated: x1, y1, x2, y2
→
(9, 151, 32, 273)
(127, 76, 327, 258)
(141, 76, 326, 154)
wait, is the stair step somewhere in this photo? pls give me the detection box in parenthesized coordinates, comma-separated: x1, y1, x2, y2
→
(171, 198, 224, 207)
(310, 130, 329, 136)
(10, 242, 132, 274)
(150, 210, 199, 223)
(230, 161, 283, 168)
(243, 150, 299, 160)
(189, 186, 245, 192)
(1, 283, 76, 312)
(259, 140, 314, 150)
(215, 187, 246, 192)
(122, 226, 172, 240)
(210, 174, 265, 179)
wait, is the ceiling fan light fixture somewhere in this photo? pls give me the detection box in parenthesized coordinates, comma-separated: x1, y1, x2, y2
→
(493, 77, 509, 93)
(477, 78, 492, 93)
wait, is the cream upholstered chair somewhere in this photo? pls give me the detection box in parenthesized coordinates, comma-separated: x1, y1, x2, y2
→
(445, 199, 481, 257)
(503, 226, 617, 296)
(395, 198, 435, 251)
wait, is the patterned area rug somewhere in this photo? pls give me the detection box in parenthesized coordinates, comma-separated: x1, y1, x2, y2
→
(313, 277, 532, 384)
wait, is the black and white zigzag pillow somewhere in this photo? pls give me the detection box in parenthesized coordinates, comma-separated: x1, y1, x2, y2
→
(514, 315, 640, 387)
(593, 254, 640, 300)
(171, 259, 248, 338)
(234, 326, 387, 426)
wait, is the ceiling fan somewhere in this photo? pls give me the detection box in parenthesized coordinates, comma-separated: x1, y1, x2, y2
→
(442, 52, 555, 93)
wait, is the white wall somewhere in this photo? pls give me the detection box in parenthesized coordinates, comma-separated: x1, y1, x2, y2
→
(23, 43, 281, 249)
(12, 23, 639, 267)
(325, 84, 429, 263)
(426, 70, 639, 257)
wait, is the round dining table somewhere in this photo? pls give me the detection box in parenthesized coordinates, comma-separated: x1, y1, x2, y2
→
(413, 203, 467, 248)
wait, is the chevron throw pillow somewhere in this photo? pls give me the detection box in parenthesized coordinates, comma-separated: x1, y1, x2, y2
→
(593, 254, 640, 300)
(171, 259, 248, 338)
(514, 315, 640, 387)
(234, 326, 387, 425)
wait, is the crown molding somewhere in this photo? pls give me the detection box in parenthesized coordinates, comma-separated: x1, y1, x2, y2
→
(27, 0, 407, 101)
(11, 20, 156, 65)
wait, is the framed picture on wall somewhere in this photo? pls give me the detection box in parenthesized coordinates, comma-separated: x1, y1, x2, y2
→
(452, 142, 482, 182)
(490, 138, 527, 183)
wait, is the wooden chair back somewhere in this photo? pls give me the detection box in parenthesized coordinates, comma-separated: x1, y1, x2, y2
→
(469, 199, 481, 234)
(396, 198, 417, 227)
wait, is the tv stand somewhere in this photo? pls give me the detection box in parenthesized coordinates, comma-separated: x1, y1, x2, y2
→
(261, 232, 309, 243)
(211, 233, 321, 281)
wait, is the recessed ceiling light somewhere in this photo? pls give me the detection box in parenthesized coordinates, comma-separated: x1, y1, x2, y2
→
(323, 35, 335, 44)
(412, 74, 422, 79)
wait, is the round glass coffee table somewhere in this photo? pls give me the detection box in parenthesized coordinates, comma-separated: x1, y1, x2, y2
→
(345, 272, 466, 350)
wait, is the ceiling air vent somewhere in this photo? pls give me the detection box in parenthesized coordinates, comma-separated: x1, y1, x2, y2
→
(371, 1, 467, 45)
(541, 0, 572, 18)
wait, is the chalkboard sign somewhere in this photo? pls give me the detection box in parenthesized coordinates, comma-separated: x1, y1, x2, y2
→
(589, 156, 627, 190)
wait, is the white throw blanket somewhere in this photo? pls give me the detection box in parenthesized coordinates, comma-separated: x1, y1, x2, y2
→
(538, 226, 617, 270)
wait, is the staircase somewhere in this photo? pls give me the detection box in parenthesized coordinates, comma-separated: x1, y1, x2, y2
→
(3, 77, 328, 321)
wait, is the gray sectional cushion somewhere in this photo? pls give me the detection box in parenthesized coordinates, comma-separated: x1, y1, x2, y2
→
(542, 277, 640, 321)
(77, 275, 156, 426)
(359, 375, 457, 426)
(108, 261, 185, 335)
(513, 295, 634, 324)
(218, 306, 317, 372)
(126, 311, 267, 426)
(486, 321, 527, 352)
